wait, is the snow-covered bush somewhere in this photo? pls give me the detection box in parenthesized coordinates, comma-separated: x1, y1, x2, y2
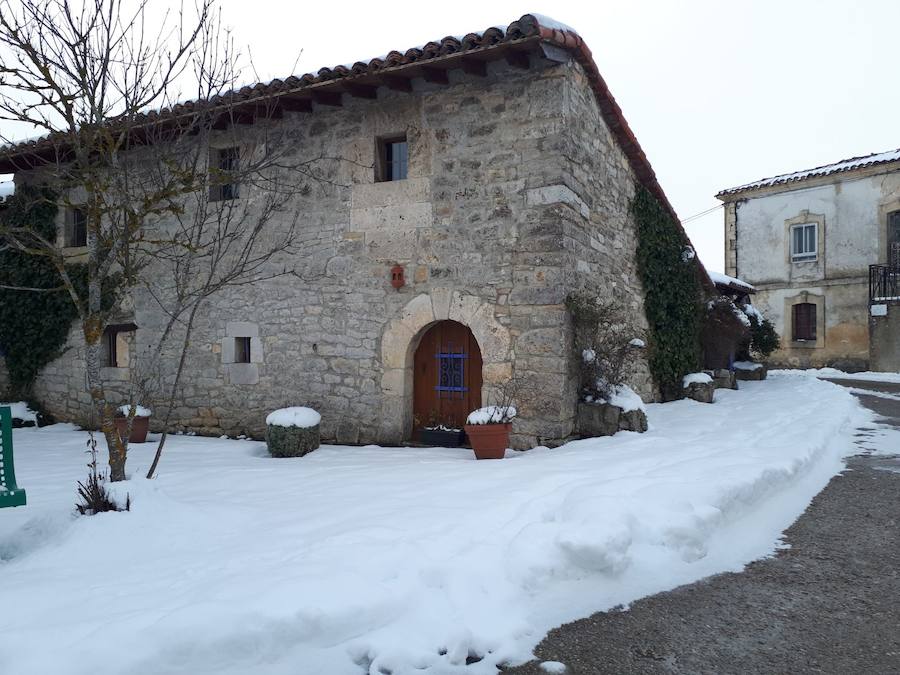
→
(466, 405, 517, 425)
(116, 404, 152, 418)
(266, 407, 321, 457)
(738, 303, 779, 361)
(265, 407, 321, 428)
(567, 294, 646, 403)
(466, 378, 522, 426)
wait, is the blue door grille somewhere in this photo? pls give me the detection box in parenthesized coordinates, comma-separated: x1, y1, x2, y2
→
(436, 342, 468, 399)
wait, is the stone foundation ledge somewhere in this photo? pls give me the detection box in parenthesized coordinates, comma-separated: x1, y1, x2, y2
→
(576, 401, 648, 438)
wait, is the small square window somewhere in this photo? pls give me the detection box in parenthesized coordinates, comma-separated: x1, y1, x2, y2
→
(210, 147, 240, 201)
(790, 223, 817, 262)
(234, 336, 252, 363)
(102, 324, 136, 368)
(66, 207, 87, 248)
(377, 135, 408, 182)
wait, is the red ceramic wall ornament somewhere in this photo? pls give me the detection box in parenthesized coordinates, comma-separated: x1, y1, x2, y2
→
(390, 264, 405, 289)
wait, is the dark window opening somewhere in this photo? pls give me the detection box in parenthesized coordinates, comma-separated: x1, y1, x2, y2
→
(888, 210, 900, 268)
(377, 136, 408, 182)
(792, 303, 817, 342)
(210, 147, 240, 201)
(234, 336, 252, 363)
(66, 207, 87, 248)
(102, 323, 137, 368)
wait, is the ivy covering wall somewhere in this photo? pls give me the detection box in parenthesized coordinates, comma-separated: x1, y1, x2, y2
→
(631, 186, 705, 400)
(0, 187, 82, 394)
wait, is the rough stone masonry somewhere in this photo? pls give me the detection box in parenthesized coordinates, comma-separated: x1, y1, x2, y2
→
(19, 44, 654, 448)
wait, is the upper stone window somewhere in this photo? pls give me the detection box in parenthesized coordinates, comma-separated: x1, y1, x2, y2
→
(790, 222, 817, 262)
(377, 135, 408, 182)
(65, 206, 87, 248)
(209, 146, 240, 201)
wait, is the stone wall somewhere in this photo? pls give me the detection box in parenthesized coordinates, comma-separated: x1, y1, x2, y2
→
(27, 54, 652, 447)
(870, 304, 900, 372)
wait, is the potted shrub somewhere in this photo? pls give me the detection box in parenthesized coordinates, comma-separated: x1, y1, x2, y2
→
(464, 405, 516, 460)
(114, 404, 152, 443)
(463, 381, 519, 460)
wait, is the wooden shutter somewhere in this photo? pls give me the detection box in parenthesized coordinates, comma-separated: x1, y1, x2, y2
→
(793, 303, 816, 341)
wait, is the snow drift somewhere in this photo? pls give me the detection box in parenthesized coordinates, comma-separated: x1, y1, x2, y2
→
(0, 375, 866, 674)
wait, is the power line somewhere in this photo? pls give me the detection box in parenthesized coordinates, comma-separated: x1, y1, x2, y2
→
(681, 203, 722, 225)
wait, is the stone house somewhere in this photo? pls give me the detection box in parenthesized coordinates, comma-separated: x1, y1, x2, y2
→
(0, 14, 695, 447)
(717, 148, 900, 371)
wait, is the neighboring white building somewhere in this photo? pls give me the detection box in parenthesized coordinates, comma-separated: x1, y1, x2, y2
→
(717, 148, 900, 370)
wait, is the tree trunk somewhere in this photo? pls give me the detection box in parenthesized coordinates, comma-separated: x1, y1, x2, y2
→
(146, 300, 203, 479)
(84, 315, 128, 481)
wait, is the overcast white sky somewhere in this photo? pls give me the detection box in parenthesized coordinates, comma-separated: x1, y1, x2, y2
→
(4, 0, 900, 271)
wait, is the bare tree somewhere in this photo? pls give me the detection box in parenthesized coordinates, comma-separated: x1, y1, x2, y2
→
(0, 0, 332, 480)
(566, 293, 647, 401)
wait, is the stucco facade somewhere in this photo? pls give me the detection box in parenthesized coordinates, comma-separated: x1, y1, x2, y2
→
(9, 24, 660, 448)
(718, 155, 900, 370)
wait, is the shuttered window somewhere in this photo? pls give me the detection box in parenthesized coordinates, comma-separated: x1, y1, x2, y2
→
(792, 303, 817, 342)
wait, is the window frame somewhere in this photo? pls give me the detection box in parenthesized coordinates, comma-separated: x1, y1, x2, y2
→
(65, 206, 88, 248)
(102, 323, 137, 368)
(209, 146, 240, 202)
(792, 303, 817, 342)
(790, 222, 818, 263)
(376, 134, 408, 182)
(234, 336, 252, 364)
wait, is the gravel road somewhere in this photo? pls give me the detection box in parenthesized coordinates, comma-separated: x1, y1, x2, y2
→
(504, 380, 900, 675)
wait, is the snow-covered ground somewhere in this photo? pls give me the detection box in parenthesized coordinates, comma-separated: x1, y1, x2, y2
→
(0, 376, 873, 674)
(771, 367, 900, 384)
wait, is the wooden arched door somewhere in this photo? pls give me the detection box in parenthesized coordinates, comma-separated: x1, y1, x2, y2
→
(413, 321, 483, 434)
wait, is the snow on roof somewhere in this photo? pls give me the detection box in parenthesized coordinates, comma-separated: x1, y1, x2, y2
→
(718, 147, 900, 197)
(707, 270, 755, 293)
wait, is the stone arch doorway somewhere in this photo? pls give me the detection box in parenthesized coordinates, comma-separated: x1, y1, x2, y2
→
(378, 290, 512, 443)
(413, 320, 483, 435)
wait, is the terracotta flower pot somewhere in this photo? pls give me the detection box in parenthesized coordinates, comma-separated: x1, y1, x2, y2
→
(114, 415, 150, 443)
(463, 423, 511, 460)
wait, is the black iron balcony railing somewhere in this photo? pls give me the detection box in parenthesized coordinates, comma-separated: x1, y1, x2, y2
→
(870, 264, 900, 303)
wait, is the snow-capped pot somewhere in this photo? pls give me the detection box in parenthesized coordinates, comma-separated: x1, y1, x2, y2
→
(265, 407, 321, 429)
(464, 405, 517, 460)
(266, 407, 321, 457)
(114, 404, 152, 444)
